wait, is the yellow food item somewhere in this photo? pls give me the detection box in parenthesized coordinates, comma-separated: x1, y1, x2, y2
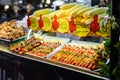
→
(74, 16, 83, 23)
(96, 18, 110, 38)
(98, 13, 107, 20)
(69, 6, 86, 17)
(48, 10, 61, 19)
(30, 17, 39, 30)
(84, 18, 93, 25)
(31, 15, 39, 20)
(80, 18, 88, 24)
(56, 10, 67, 18)
(96, 31, 110, 38)
(104, 19, 110, 30)
(86, 7, 107, 17)
(33, 8, 52, 17)
(78, 7, 94, 17)
(60, 3, 76, 10)
(66, 4, 81, 15)
(62, 16, 69, 20)
(98, 18, 105, 28)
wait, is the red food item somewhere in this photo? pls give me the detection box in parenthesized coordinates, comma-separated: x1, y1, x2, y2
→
(90, 15, 100, 33)
(27, 15, 31, 28)
(39, 15, 44, 29)
(69, 17, 76, 33)
(87, 63, 93, 69)
(18, 50, 24, 55)
(52, 15, 59, 30)
(37, 53, 45, 57)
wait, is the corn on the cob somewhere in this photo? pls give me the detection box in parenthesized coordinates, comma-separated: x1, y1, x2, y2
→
(69, 6, 86, 17)
(48, 10, 61, 19)
(98, 13, 107, 20)
(66, 4, 81, 15)
(78, 7, 94, 17)
(87, 7, 107, 17)
(80, 18, 88, 24)
(56, 10, 67, 18)
(84, 18, 93, 25)
(60, 3, 76, 10)
(33, 8, 53, 17)
(31, 15, 39, 20)
(98, 18, 105, 28)
(74, 16, 83, 22)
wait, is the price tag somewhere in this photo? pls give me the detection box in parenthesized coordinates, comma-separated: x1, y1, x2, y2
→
(57, 18, 69, 33)
(73, 25, 90, 37)
(29, 17, 38, 30)
(42, 17, 52, 31)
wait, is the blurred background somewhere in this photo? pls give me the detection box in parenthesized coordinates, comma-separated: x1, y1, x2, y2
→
(0, 0, 110, 23)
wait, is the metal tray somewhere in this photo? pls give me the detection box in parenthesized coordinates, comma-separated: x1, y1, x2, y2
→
(0, 36, 27, 43)
(46, 40, 109, 72)
(24, 34, 70, 58)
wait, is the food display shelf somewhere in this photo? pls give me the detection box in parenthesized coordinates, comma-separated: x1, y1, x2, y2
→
(0, 49, 109, 80)
(24, 53, 109, 80)
(0, 35, 110, 80)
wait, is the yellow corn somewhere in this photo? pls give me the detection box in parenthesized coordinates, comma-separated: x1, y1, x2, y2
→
(33, 8, 53, 17)
(60, 3, 76, 10)
(98, 18, 105, 28)
(48, 10, 61, 19)
(98, 13, 107, 20)
(74, 16, 83, 22)
(80, 18, 88, 24)
(69, 6, 86, 17)
(84, 18, 93, 25)
(56, 10, 67, 18)
(78, 7, 94, 17)
(87, 7, 107, 17)
(66, 4, 81, 15)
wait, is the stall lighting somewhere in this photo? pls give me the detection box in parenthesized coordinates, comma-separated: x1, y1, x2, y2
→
(53, 0, 65, 10)
(53, 0, 65, 6)
(4, 5, 9, 10)
(46, 0, 51, 4)
(19, 0, 23, 4)
(39, 3, 43, 8)
(42, 0, 44, 3)
(45, 4, 48, 7)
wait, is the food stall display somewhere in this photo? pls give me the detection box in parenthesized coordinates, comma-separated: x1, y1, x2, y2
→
(0, 2, 113, 80)
(30, 3, 110, 38)
(10, 34, 70, 57)
(9, 33, 109, 76)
